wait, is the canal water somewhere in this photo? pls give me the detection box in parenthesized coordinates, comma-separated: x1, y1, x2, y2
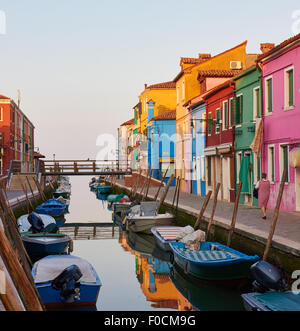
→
(60, 177, 246, 311)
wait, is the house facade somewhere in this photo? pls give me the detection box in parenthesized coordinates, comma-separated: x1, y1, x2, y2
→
(233, 66, 262, 206)
(203, 80, 236, 202)
(258, 34, 300, 212)
(0, 95, 35, 176)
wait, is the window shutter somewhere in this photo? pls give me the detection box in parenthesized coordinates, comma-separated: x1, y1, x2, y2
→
(267, 79, 273, 112)
(288, 70, 294, 107)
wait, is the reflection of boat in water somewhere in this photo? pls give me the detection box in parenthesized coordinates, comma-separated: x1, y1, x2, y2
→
(170, 263, 244, 311)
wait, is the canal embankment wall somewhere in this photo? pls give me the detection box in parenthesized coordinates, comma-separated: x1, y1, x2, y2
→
(113, 180, 300, 276)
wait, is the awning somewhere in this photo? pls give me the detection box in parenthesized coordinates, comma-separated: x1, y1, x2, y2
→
(217, 144, 232, 155)
(204, 147, 217, 156)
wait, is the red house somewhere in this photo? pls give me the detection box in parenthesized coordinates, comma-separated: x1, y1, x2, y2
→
(203, 80, 235, 202)
(0, 95, 35, 176)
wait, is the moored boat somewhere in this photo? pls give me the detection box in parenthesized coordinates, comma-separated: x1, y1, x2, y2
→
(53, 187, 71, 199)
(32, 255, 102, 307)
(128, 214, 175, 235)
(97, 185, 112, 194)
(18, 213, 57, 234)
(151, 226, 184, 252)
(170, 241, 260, 281)
(36, 199, 67, 218)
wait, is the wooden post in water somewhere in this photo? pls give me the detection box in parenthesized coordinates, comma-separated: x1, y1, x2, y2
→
(2, 190, 16, 223)
(175, 178, 181, 217)
(227, 181, 243, 247)
(154, 167, 169, 201)
(172, 177, 179, 209)
(132, 170, 142, 200)
(138, 174, 148, 198)
(25, 176, 36, 203)
(32, 176, 46, 201)
(263, 169, 287, 261)
(0, 227, 44, 311)
(207, 183, 221, 240)
(157, 174, 175, 213)
(194, 190, 213, 230)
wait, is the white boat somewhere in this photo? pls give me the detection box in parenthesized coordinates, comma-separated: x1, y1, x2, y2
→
(18, 213, 57, 233)
(127, 202, 175, 235)
(151, 226, 184, 252)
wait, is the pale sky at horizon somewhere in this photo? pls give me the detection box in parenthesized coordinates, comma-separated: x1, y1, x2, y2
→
(0, 0, 299, 160)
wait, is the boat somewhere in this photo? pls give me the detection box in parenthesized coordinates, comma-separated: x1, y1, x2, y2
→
(97, 185, 112, 194)
(18, 212, 71, 257)
(169, 241, 260, 281)
(151, 226, 184, 252)
(32, 255, 102, 307)
(56, 196, 70, 213)
(107, 193, 129, 203)
(170, 263, 244, 311)
(242, 260, 300, 311)
(53, 187, 71, 199)
(126, 202, 175, 235)
(36, 199, 67, 218)
(113, 201, 132, 214)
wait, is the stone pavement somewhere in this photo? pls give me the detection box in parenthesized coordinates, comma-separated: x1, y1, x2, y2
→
(116, 180, 300, 255)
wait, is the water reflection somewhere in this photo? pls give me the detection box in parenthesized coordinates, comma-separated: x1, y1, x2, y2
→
(60, 177, 245, 311)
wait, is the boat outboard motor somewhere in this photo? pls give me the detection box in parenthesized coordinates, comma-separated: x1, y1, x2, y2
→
(27, 212, 44, 234)
(251, 261, 288, 293)
(51, 265, 83, 303)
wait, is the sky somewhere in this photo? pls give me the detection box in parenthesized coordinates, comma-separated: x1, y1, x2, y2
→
(0, 0, 299, 160)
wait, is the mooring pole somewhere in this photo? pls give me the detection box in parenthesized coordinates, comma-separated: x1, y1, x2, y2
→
(194, 190, 212, 230)
(207, 183, 221, 240)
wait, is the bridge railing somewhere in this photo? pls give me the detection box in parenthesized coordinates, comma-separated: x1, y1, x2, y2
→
(41, 160, 132, 175)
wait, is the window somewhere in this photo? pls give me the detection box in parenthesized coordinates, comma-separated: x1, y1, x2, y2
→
(223, 101, 228, 130)
(192, 118, 196, 139)
(265, 77, 273, 114)
(229, 97, 234, 128)
(253, 87, 261, 119)
(285, 67, 294, 109)
(254, 155, 261, 183)
(215, 108, 221, 134)
(268, 146, 275, 182)
(0, 108, 3, 122)
(208, 112, 212, 136)
(280, 145, 289, 183)
(202, 113, 206, 136)
(182, 80, 185, 101)
(235, 95, 243, 126)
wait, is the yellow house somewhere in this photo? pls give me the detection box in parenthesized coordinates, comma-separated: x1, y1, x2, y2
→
(174, 41, 256, 191)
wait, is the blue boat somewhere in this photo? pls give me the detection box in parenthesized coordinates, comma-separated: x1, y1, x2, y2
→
(36, 199, 67, 218)
(170, 241, 260, 281)
(97, 185, 112, 194)
(18, 213, 71, 257)
(33, 255, 102, 308)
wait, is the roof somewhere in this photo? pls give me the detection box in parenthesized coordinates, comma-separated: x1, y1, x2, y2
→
(202, 79, 235, 100)
(258, 33, 300, 61)
(147, 81, 176, 89)
(151, 110, 176, 121)
(120, 118, 134, 126)
(173, 41, 248, 82)
(198, 69, 244, 79)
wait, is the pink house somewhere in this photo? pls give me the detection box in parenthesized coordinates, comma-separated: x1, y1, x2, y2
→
(258, 34, 300, 212)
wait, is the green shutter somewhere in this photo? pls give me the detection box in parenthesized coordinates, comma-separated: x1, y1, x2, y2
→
(271, 147, 275, 182)
(288, 70, 294, 107)
(224, 102, 228, 129)
(230, 98, 234, 127)
(216, 109, 220, 133)
(267, 79, 273, 112)
(283, 146, 289, 182)
(208, 113, 212, 135)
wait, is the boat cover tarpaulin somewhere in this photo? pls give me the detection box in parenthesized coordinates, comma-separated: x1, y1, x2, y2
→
(176, 248, 236, 262)
(34, 255, 96, 284)
(253, 292, 300, 311)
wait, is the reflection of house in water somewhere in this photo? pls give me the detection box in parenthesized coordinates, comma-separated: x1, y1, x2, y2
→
(118, 231, 192, 311)
(135, 255, 192, 311)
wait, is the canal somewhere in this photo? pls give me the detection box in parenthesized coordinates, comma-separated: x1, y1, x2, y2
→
(59, 177, 246, 311)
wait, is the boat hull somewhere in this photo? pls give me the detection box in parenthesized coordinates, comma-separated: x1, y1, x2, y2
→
(22, 236, 71, 256)
(151, 226, 183, 252)
(53, 192, 70, 199)
(170, 242, 260, 281)
(97, 186, 112, 194)
(128, 214, 175, 235)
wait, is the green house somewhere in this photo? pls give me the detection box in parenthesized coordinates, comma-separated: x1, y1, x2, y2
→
(233, 66, 262, 207)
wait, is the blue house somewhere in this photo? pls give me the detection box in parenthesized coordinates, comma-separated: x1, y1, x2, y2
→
(188, 100, 206, 196)
(147, 110, 176, 186)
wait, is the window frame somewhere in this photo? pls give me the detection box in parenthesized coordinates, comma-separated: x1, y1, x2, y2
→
(222, 100, 228, 131)
(215, 108, 221, 134)
(235, 94, 243, 127)
(268, 145, 275, 183)
(284, 66, 294, 110)
(253, 86, 261, 120)
(279, 143, 290, 183)
(265, 76, 273, 115)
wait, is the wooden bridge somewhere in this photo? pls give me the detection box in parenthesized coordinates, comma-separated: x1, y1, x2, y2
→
(39, 160, 132, 176)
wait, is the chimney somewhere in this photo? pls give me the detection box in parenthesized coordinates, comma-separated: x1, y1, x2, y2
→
(144, 84, 148, 89)
(260, 43, 275, 54)
(198, 53, 211, 62)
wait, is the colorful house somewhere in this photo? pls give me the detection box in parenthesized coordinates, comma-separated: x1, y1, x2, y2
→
(148, 110, 176, 185)
(203, 80, 236, 202)
(138, 82, 177, 174)
(174, 41, 256, 192)
(0, 95, 35, 176)
(232, 65, 262, 206)
(258, 34, 300, 212)
(118, 118, 135, 170)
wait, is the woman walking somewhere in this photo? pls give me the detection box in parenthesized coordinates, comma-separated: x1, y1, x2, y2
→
(255, 173, 271, 220)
